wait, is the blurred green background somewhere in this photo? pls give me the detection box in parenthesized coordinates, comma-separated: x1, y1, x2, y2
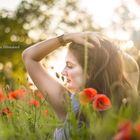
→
(0, 0, 140, 91)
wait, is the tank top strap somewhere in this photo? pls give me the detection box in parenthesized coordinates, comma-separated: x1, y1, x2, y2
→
(70, 94, 80, 114)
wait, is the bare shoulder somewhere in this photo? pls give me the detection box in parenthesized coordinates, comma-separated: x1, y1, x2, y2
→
(122, 52, 139, 88)
(123, 52, 139, 72)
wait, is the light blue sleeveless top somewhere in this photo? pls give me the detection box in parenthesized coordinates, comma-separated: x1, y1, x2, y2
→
(70, 94, 80, 114)
(53, 94, 80, 140)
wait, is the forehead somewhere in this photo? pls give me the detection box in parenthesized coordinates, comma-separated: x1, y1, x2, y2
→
(65, 50, 79, 64)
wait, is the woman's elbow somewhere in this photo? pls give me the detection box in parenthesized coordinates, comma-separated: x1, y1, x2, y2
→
(22, 49, 31, 62)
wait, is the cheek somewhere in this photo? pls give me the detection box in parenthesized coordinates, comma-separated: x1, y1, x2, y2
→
(74, 74, 83, 83)
(66, 67, 84, 92)
(69, 68, 83, 84)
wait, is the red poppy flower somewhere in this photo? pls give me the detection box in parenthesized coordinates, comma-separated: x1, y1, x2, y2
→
(84, 88, 97, 100)
(92, 94, 112, 111)
(43, 109, 48, 116)
(8, 89, 26, 100)
(0, 91, 5, 102)
(34, 90, 44, 100)
(79, 88, 97, 105)
(30, 99, 40, 107)
(28, 82, 34, 86)
(113, 121, 132, 140)
(134, 124, 140, 138)
(1, 107, 12, 117)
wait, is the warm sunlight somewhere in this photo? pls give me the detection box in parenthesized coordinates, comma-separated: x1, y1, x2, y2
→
(1, 0, 139, 41)
(1, 0, 140, 139)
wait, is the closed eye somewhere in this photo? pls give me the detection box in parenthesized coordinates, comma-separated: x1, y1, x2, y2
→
(66, 62, 74, 69)
(66, 65, 73, 69)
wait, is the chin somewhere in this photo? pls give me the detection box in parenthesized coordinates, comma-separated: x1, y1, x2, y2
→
(67, 85, 80, 93)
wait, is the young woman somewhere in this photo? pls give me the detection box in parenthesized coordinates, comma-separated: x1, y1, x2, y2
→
(22, 32, 139, 139)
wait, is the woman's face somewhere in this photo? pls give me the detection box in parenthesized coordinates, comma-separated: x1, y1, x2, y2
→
(62, 50, 84, 93)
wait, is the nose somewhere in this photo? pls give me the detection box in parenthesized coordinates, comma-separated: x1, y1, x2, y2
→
(61, 67, 67, 76)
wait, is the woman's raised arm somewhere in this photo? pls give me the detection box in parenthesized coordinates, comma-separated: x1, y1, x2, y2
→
(22, 36, 69, 120)
(22, 32, 94, 120)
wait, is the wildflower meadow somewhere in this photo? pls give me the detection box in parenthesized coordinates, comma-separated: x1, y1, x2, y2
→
(0, 0, 140, 139)
(0, 81, 140, 140)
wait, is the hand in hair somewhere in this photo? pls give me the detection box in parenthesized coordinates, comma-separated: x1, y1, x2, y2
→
(63, 32, 101, 48)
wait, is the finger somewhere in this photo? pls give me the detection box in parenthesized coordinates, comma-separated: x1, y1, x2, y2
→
(84, 41, 95, 48)
(88, 35, 101, 48)
(74, 38, 95, 48)
(91, 32, 107, 42)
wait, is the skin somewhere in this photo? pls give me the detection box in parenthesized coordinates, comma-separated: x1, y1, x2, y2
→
(22, 32, 94, 121)
(22, 32, 139, 121)
(62, 50, 84, 93)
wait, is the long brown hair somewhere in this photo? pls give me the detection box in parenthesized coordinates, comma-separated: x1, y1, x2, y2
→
(68, 34, 136, 106)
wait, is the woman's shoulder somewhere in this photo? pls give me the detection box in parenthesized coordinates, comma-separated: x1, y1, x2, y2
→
(122, 52, 139, 88)
(123, 52, 139, 72)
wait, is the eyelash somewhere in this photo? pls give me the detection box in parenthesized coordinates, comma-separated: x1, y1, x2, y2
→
(66, 65, 73, 69)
